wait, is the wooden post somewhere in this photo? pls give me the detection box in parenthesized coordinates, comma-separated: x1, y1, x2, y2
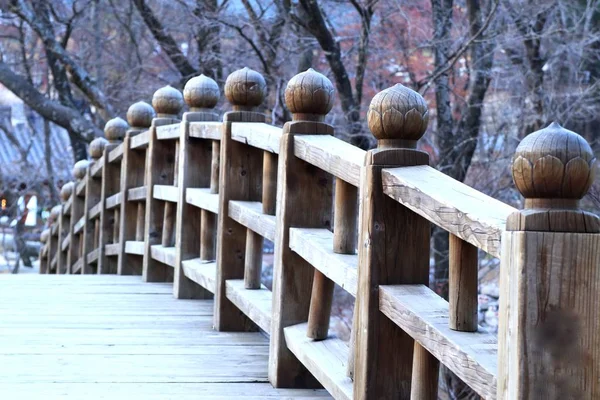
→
(98, 118, 127, 274)
(498, 122, 600, 399)
(117, 101, 154, 275)
(67, 160, 89, 274)
(57, 182, 73, 273)
(143, 86, 183, 282)
(269, 69, 334, 387)
(214, 67, 266, 331)
(39, 229, 50, 274)
(173, 74, 220, 299)
(353, 84, 432, 399)
(85, 136, 109, 274)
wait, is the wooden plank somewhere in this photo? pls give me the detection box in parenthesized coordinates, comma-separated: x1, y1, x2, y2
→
(105, 243, 119, 256)
(289, 228, 357, 297)
(72, 257, 83, 274)
(229, 200, 276, 242)
(284, 323, 353, 400)
(189, 121, 221, 140)
(130, 130, 150, 149)
(90, 156, 104, 177)
(127, 186, 147, 202)
(87, 248, 99, 264)
(156, 123, 181, 140)
(125, 240, 145, 255)
(74, 216, 85, 234)
(231, 122, 282, 153)
(51, 222, 58, 236)
(150, 245, 177, 268)
(88, 201, 102, 220)
(63, 196, 72, 215)
(382, 165, 516, 258)
(76, 178, 86, 196)
(106, 193, 122, 210)
(294, 135, 365, 187)
(181, 259, 217, 294)
(108, 142, 124, 163)
(225, 279, 272, 333)
(379, 284, 497, 400)
(186, 188, 219, 214)
(61, 233, 70, 251)
(153, 185, 179, 203)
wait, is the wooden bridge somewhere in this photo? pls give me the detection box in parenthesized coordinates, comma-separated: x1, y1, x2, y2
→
(30, 67, 599, 399)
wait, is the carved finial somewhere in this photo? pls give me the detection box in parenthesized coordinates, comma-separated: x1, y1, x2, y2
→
(104, 117, 128, 143)
(152, 86, 184, 118)
(127, 101, 155, 129)
(224, 67, 267, 111)
(285, 68, 334, 122)
(513, 122, 596, 209)
(60, 181, 74, 203)
(40, 229, 50, 244)
(184, 74, 220, 111)
(72, 160, 90, 180)
(367, 83, 429, 149)
(89, 137, 109, 160)
(50, 205, 61, 222)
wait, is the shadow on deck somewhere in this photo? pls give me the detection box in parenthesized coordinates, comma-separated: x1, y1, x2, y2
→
(0, 274, 332, 399)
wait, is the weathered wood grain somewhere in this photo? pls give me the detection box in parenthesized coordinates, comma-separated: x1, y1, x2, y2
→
(189, 121, 222, 140)
(231, 122, 282, 153)
(229, 200, 276, 242)
(181, 259, 217, 294)
(382, 165, 515, 258)
(225, 279, 272, 333)
(186, 188, 219, 213)
(379, 284, 497, 399)
(153, 184, 179, 203)
(150, 245, 177, 268)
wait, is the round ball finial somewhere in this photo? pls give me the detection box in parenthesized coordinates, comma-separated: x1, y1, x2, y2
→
(224, 67, 267, 111)
(60, 181, 74, 202)
(184, 75, 220, 110)
(50, 205, 61, 221)
(152, 86, 184, 117)
(40, 229, 50, 244)
(512, 122, 596, 203)
(127, 101, 155, 128)
(285, 68, 334, 121)
(104, 117, 128, 142)
(89, 137, 109, 160)
(72, 160, 90, 180)
(367, 83, 429, 148)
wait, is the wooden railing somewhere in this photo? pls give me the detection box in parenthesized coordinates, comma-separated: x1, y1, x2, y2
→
(39, 67, 600, 400)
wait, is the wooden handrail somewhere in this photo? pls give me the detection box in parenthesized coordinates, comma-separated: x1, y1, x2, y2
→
(42, 68, 600, 400)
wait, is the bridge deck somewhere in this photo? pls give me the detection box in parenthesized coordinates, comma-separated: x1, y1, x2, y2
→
(0, 274, 331, 399)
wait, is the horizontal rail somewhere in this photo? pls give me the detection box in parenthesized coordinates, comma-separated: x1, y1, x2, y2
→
(150, 245, 177, 267)
(105, 243, 119, 256)
(130, 130, 150, 149)
(76, 178, 86, 196)
(63, 197, 72, 215)
(72, 257, 83, 274)
(127, 186, 147, 202)
(289, 228, 358, 297)
(231, 122, 282, 154)
(294, 135, 365, 187)
(189, 121, 221, 140)
(382, 165, 516, 258)
(379, 284, 497, 399)
(108, 143, 123, 163)
(156, 123, 180, 140)
(90, 158, 104, 177)
(186, 188, 219, 214)
(284, 323, 353, 400)
(228, 201, 276, 242)
(73, 216, 85, 234)
(125, 240, 144, 255)
(87, 248, 100, 264)
(61, 234, 70, 251)
(51, 223, 58, 236)
(154, 185, 179, 203)
(89, 201, 102, 220)
(225, 279, 272, 332)
(181, 259, 216, 293)
(105, 193, 122, 210)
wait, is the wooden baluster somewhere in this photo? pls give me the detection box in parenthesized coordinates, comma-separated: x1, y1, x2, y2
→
(353, 84, 432, 399)
(143, 86, 183, 282)
(174, 74, 220, 299)
(410, 342, 440, 400)
(199, 140, 220, 261)
(57, 181, 73, 273)
(39, 229, 50, 274)
(67, 160, 89, 274)
(270, 69, 334, 387)
(498, 122, 600, 399)
(117, 101, 154, 275)
(214, 67, 266, 331)
(48, 206, 61, 274)
(449, 234, 478, 331)
(98, 118, 126, 274)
